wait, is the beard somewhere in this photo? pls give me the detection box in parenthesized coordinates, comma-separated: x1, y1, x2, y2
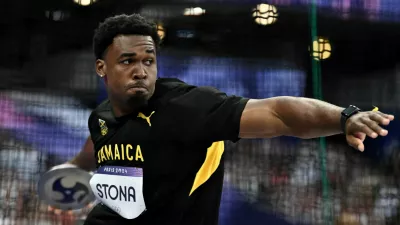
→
(126, 91, 149, 109)
(108, 83, 155, 114)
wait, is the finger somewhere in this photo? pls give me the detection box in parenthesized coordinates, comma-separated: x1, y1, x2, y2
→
(369, 113, 391, 126)
(361, 117, 388, 137)
(356, 121, 379, 138)
(353, 132, 366, 142)
(375, 111, 395, 121)
(346, 135, 365, 151)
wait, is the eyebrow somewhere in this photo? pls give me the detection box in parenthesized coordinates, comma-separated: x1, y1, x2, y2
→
(118, 53, 136, 60)
(145, 49, 156, 54)
(117, 49, 156, 60)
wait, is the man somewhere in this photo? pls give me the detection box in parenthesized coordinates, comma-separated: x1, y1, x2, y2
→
(50, 14, 394, 225)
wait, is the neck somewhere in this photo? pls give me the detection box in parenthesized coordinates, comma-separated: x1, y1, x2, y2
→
(110, 101, 135, 117)
(109, 97, 147, 117)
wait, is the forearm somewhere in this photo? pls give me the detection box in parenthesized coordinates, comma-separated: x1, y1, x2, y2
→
(68, 136, 96, 171)
(274, 96, 344, 138)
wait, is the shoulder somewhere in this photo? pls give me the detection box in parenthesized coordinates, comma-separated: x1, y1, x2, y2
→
(88, 100, 113, 128)
(153, 78, 196, 96)
(154, 78, 226, 103)
(94, 99, 112, 113)
(90, 100, 112, 118)
(153, 79, 248, 142)
(155, 78, 247, 119)
(156, 78, 220, 93)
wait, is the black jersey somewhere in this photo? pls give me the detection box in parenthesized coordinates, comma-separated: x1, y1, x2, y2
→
(84, 78, 249, 225)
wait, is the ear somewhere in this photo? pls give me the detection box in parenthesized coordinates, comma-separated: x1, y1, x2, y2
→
(96, 59, 106, 78)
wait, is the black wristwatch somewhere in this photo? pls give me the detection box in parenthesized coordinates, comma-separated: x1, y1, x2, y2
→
(341, 105, 361, 134)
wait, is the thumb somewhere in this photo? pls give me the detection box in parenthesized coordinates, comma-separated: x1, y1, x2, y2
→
(346, 134, 365, 152)
(51, 163, 77, 171)
(353, 132, 366, 142)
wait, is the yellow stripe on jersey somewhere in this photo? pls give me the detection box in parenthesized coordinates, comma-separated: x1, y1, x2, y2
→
(189, 141, 224, 196)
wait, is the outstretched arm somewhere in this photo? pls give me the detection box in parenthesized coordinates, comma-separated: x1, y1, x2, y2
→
(239, 97, 394, 151)
(68, 136, 96, 171)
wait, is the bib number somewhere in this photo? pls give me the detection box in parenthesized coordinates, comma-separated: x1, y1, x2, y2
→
(89, 166, 146, 219)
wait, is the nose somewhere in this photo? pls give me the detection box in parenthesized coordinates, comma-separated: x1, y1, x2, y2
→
(132, 64, 147, 80)
(133, 73, 146, 80)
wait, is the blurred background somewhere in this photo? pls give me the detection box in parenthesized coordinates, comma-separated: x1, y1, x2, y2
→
(1, 0, 400, 224)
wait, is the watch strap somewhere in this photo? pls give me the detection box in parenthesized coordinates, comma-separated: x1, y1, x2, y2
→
(341, 105, 361, 134)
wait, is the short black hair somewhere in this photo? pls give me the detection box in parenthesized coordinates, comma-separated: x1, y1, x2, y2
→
(93, 14, 161, 60)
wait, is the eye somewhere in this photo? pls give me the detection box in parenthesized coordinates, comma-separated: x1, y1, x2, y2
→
(121, 59, 132, 65)
(143, 59, 153, 66)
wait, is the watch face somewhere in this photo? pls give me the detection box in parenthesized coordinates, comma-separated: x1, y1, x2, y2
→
(343, 106, 359, 117)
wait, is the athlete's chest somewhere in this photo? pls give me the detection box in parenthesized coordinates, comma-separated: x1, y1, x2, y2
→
(94, 112, 187, 169)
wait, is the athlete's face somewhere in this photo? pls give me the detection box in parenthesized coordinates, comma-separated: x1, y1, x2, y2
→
(96, 35, 157, 107)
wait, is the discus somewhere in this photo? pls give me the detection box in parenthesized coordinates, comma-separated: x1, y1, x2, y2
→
(38, 164, 95, 210)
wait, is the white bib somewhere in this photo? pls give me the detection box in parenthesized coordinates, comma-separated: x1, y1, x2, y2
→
(89, 166, 146, 219)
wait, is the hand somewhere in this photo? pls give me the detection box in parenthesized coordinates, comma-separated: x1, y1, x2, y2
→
(51, 162, 94, 173)
(345, 110, 394, 151)
(51, 162, 76, 170)
(47, 203, 94, 222)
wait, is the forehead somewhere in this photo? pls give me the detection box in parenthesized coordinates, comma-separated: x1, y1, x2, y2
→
(108, 35, 155, 56)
